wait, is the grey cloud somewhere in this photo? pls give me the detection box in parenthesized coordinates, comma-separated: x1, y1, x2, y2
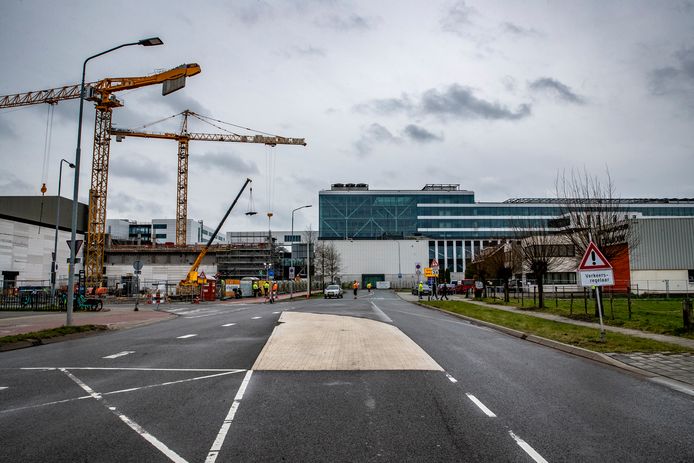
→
(420, 84, 532, 120)
(354, 94, 414, 114)
(356, 84, 532, 121)
(190, 151, 259, 174)
(109, 191, 164, 216)
(501, 22, 541, 38)
(0, 118, 15, 138)
(294, 46, 326, 57)
(0, 171, 34, 195)
(143, 90, 212, 118)
(529, 77, 586, 104)
(236, 1, 274, 24)
(317, 13, 374, 31)
(649, 47, 694, 99)
(440, 1, 476, 35)
(403, 124, 443, 143)
(110, 156, 170, 182)
(354, 123, 401, 155)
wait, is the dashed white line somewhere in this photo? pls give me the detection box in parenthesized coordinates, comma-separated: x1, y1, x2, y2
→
(177, 334, 198, 339)
(445, 373, 458, 383)
(206, 370, 254, 463)
(466, 393, 497, 417)
(509, 430, 548, 463)
(103, 351, 135, 359)
(272, 311, 280, 314)
(0, 387, 8, 391)
(222, 323, 236, 327)
(251, 316, 262, 320)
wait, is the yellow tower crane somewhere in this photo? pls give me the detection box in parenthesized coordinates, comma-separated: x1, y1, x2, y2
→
(0, 64, 202, 286)
(110, 110, 306, 245)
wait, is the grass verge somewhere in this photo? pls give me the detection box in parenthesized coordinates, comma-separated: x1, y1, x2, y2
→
(423, 300, 692, 354)
(0, 324, 108, 346)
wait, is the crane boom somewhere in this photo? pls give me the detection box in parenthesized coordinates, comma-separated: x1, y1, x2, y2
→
(0, 64, 201, 109)
(110, 113, 305, 245)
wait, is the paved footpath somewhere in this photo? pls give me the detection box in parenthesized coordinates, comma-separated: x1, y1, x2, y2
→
(402, 292, 694, 391)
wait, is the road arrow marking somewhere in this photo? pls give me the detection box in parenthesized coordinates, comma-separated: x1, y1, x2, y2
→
(103, 351, 135, 359)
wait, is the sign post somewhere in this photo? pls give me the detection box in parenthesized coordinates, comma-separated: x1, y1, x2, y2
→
(577, 242, 614, 341)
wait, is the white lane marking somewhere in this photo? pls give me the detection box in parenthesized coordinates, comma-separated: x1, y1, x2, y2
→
(103, 351, 135, 359)
(60, 369, 188, 463)
(206, 370, 254, 463)
(251, 316, 262, 320)
(445, 373, 458, 383)
(509, 430, 548, 463)
(222, 323, 237, 327)
(272, 311, 280, 314)
(370, 301, 393, 323)
(177, 334, 198, 339)
(1, 371, 246, 415)
(466, 393, 497, 417)
(0, 387, 8, 391)
(22, 367, 243, 372)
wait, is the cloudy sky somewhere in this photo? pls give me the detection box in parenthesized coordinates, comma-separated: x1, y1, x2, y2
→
(1, 0, 693, 234)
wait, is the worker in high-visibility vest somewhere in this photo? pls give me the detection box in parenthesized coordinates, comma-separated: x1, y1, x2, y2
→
(418, 281, 423, 300)
(252, 282, 259, 297)
(366, 282, 372, 293)
(263, 281, 270, 298)
(352, 280, 359, 299)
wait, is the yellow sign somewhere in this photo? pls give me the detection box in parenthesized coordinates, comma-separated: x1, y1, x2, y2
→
(424, 267, 439, 277)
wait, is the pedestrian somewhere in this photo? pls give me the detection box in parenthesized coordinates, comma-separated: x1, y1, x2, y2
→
(418, 281, 423, 300)
(353, 280, 359, 299)
(429, 282, 438, 301)
(252, 281, 259, 298)
(263, 281, 270, 298)
(272, 282, 278, 301)
(440, 283, 448, 300)
(367, 282, 372, 293)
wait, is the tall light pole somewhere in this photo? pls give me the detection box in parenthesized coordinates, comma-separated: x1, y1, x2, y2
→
(52, 159, 75, 296)
(290, 204, 311, 299)
(66, 37, 163, 326)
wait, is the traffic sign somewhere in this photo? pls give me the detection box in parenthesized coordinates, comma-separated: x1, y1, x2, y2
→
(578, 242, 612, 270)
(579, 270, 614, 286)
(133, 260, 144, 271)
(66, 239, 83, 254)
(289, 266, 295, 279)
(430, 259, 439, 268)
(424, 267, 439, 278)
(268, 269, 275, 279)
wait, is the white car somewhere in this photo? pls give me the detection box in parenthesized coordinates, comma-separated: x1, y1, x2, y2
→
(324, 284, 343, 299)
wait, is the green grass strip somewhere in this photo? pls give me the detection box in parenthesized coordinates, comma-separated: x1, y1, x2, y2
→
(0, 324, 108, 346)
(424, 300, 692, 354)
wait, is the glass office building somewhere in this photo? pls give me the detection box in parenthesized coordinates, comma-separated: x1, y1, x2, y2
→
(319, 183, 694, 274)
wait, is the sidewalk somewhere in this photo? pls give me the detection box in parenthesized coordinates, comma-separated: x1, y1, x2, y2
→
(401, 292, 694, 391)
(0, 290, 316, 339)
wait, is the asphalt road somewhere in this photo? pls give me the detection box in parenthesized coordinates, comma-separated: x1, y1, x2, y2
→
(1, 291, 693, 462)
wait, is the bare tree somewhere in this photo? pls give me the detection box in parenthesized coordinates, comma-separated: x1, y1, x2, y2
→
(471, 243, 513, 302)
(555, 167, 635, 263)
(314, 241, 342, 288)
(512, 220, 565, 308)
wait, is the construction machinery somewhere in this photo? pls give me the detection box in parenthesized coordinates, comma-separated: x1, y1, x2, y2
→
(180, 178, 252, 292)
(110, 110, 306, 245)
(0, 64, 202, 286)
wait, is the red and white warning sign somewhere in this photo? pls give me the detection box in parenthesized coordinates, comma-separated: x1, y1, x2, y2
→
(577, 242, 614, 286)
(430, 259, 439, 268)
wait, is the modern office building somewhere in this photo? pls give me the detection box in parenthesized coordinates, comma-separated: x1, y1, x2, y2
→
(319, 183, 694, 278)
(106, 218, 226, 245)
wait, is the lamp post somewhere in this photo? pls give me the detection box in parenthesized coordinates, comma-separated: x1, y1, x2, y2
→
(66, 37, 163, 326)
(395, 240, 402, 289)
(52, 159, 75, 296)
(290, 204, 311, 299)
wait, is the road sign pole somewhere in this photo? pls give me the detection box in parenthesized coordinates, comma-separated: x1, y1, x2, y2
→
(595, 286, 606, 341)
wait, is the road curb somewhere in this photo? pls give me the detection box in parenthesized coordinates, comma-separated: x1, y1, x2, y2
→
(412, 301, 666, 379)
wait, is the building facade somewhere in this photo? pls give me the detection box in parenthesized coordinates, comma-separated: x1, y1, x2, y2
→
(319, 184, 694, 280)
(106, 218, 226, 245)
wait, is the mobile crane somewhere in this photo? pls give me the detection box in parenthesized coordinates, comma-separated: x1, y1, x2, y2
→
(110, 110, 306, 245)
(0, 64, 202, 286)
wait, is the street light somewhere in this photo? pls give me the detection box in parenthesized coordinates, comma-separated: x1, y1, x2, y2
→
(290, 204, 312, 299)
(51, 159, 75, 296)
(66, 37, 163, 325)
(395, 240, 402, 288)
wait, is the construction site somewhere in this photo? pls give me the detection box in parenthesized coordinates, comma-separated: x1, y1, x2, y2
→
(0, 55, 308, 304)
